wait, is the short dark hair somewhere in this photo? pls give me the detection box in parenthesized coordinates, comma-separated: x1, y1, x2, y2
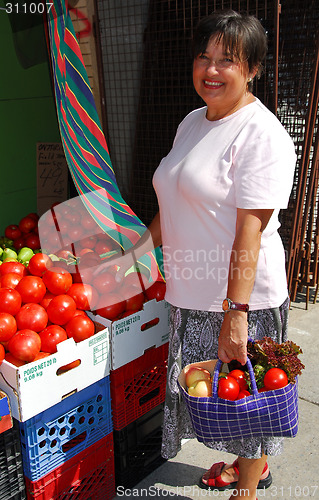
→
(192, 10, 268, 83)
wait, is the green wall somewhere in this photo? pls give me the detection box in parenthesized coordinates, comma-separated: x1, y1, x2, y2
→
(0, 2, 61, 230)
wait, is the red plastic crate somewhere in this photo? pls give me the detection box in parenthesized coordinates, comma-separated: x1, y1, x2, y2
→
(110, 343, 168, 430)
(24, 433, 115, 500)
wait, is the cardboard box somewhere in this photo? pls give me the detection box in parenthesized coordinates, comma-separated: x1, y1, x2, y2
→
(0, 323, 110, 422)
(0, 390, 13, 434)
(88, 299, 170, 370)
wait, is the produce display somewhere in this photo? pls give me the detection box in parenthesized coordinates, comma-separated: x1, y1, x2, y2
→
(184, 337, 304, 400)
(2, 213, 40, 253)
(0, 205, 167, 369)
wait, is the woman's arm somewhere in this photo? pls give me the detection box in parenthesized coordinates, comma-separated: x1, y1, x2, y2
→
(218, 208, 273, 365)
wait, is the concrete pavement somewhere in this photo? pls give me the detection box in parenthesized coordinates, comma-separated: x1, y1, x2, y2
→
(114, 291, 319, 499)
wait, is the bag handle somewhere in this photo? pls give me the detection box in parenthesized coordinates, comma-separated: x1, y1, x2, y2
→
(212, 358, 258, 400)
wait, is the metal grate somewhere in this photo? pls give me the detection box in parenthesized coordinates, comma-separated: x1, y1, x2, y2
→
(97, 0, 319, 302)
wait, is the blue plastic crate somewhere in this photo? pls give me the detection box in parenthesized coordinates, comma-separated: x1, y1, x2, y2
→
(19, 377, 112, 482)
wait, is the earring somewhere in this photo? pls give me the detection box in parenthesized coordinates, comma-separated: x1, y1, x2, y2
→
(247, 77, 252, 82)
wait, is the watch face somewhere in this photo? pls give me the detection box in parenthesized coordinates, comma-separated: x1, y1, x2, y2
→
(222, 299, 230, 311)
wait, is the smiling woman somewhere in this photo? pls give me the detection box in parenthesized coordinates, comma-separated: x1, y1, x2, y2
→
(191, 12, 267, 121)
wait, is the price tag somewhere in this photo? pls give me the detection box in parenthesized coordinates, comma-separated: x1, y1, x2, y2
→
(36, 143, 69, 216)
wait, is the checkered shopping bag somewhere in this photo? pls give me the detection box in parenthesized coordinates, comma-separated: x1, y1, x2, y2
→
(178, 358, 299, 442)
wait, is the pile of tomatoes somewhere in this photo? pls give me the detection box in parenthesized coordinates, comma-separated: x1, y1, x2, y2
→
(0, 254, 97, 367)
(4, 213, 41, 251)
(0, 252, 166, 368)
(217, 366, 289, 401)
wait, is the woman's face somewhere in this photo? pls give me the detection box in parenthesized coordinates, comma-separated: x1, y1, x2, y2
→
(193, 36, 255, 120)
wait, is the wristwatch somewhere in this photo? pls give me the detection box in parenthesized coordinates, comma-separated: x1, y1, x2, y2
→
(222, 298, 249, 313)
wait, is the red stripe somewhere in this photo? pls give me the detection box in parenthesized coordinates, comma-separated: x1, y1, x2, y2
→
(53, 11, 65, 78)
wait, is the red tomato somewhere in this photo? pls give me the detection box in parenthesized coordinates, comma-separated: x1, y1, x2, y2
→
(5, 224, 22, 240)
(26, 212, 39, 221)
(81, 213, 99, 231)
(263, 368, 288, 390)
(73, 309, 87, 318)
(28, 253, 53, 277)
(68, 226, 84, 243)
(4, 352, 26, 366)
(65, 210, 81, 225)
(218, 376, 240, 400)
(24, 233, 40, 250)
(78, 248, 94, 258)
(42, 267, 72, 295)
(16, 303, 48, 332)
(94, 239, 114, 255)
(95, 293, 126, 320)
(0, 272, 23, 289)
(145, 281, 166, 302)
(16, 276, 47, 304)
(141, 318, 159, 331)
(72, 267, 94, 285)
(19, 216, 37, 234)
(65, 315, 95, 342)
(0, 344, 5, 366)
(228, 369, 249, 391)
(13, 236, 27, 251)
(39, 325, 68, 353)
(236, 389, 251, 399)
(33, 351, 50, 361)
(0, 261, 28, 277)
(0, 288, 22, 315)
(258, 387, 267, 393)
(67, 283, 97, 310)
(79, 252, 102, 268)
(0, 312, 17, 341)
(47, 295, 77, 325)
(8, 329, 41, 362)
(119, 309, 140, 319)
(93, 271, 118, 295)
(58, 359, 81, 372)
(122, 286, 145, 311)
(79, 235, 97, 249)
(123, 272, 150, 290)
(56, 249, 75, 260)
(40, 292, 56, 309)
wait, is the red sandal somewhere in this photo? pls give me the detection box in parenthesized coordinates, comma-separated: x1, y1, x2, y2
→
(199, 459, 272, 491)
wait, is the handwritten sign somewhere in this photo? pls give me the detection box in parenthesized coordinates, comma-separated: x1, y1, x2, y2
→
(37, 143, 69, 216)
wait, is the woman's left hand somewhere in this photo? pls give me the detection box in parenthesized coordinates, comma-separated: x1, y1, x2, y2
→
(218, 310, 248, 365)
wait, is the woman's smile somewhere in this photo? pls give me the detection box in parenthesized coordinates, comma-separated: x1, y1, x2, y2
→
(193, 37, 255, 120)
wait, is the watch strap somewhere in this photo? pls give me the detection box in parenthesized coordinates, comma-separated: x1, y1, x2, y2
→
(222, 298, 249, 312)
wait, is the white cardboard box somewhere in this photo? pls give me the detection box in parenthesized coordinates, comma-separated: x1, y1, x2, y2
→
(0, 323, 110, 422)
(88, 299, 170, 370)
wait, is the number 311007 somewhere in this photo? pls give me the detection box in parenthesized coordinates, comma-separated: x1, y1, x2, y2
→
(5, 3, 53, 14)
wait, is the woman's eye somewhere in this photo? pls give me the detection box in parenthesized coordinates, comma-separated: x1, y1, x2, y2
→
(198, 54, 208, 60)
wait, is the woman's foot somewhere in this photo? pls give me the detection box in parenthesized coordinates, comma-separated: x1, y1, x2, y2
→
(200, 458, 271, 490)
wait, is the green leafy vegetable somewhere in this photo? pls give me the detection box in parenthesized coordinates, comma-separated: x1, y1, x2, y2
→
(247, 337, 305, 386)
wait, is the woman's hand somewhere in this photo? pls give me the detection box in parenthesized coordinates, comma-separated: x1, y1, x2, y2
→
(218, 310, 248, 366)
(93, 250, 136, 283)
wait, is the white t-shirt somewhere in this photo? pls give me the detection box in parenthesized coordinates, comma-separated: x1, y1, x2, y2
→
(153, 98, 296, 312)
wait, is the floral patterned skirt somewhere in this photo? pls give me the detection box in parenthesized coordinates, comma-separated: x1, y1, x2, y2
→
(161, 298, 290, 460)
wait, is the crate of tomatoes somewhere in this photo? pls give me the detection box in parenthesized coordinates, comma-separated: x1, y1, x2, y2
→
(178, 337, 305, 442)
(0, 254, 111, 422)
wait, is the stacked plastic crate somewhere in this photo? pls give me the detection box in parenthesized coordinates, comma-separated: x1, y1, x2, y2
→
(0, 391, 26, 500)
(0, 323, 116, 500)
(90, 299, 170, 489)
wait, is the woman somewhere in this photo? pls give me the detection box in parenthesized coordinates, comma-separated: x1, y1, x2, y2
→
(152, 10, 295, 500)
(98, 9, 296, 500)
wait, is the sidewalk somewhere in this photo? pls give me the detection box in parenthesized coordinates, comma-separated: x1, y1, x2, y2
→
(114, 291, 319, 499)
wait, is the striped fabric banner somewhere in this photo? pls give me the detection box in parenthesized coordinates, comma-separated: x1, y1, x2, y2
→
(45, 0, 163, 280)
